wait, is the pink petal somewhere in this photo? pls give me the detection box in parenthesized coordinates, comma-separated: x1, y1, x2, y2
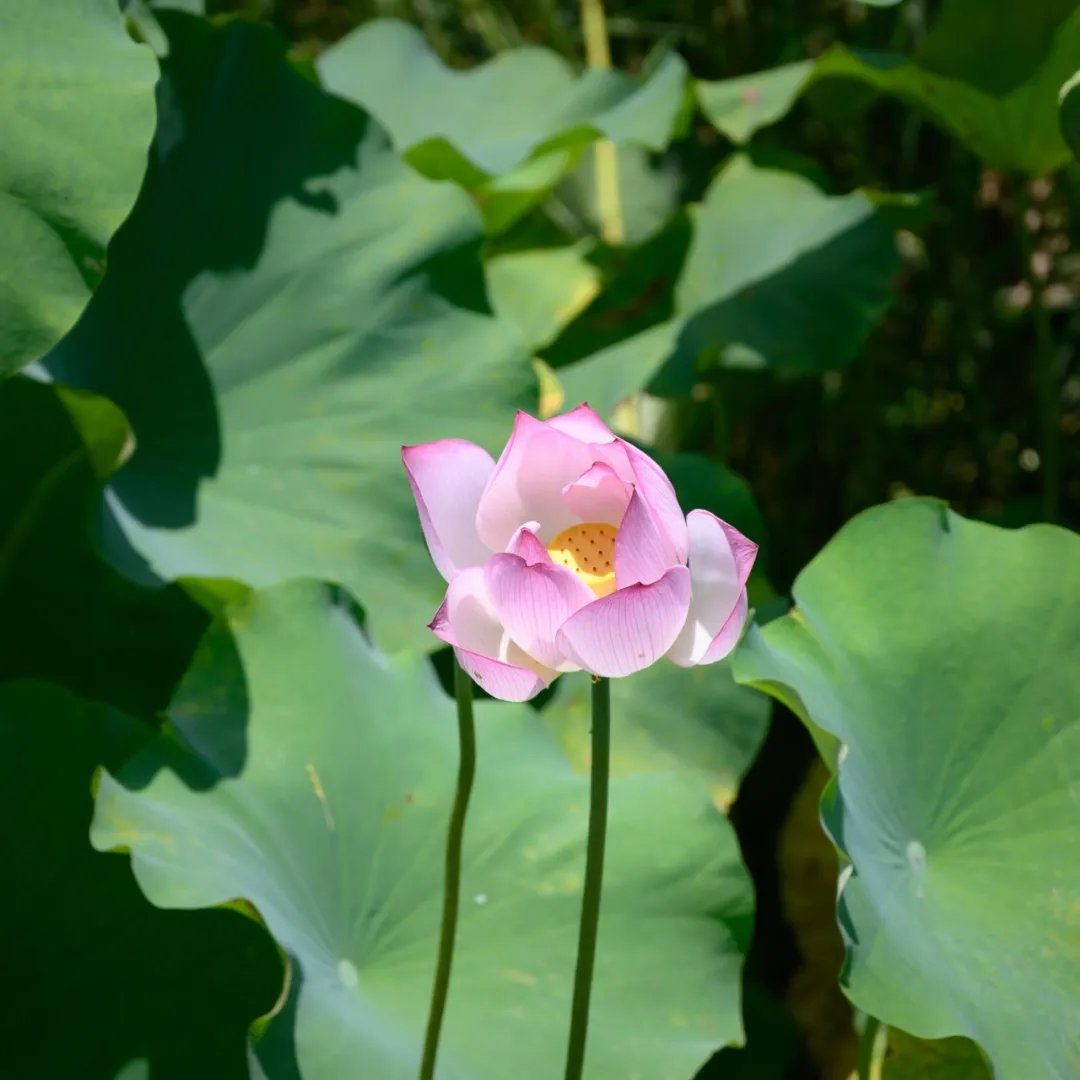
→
(700, 591, 749, 664)
(475, 412, 592, 550)
(721, 517, 759, 587)
(667, 510, 757, 667)
(550, 407, 636, 486)
(484, 552, 594, 669)
(561, 462, 633, 525)
(506, 523, 549, 564)
(545, 402, 617, 443)
(402, 440, 495, 582)
(617, 441, 689, 564)
(555, 566, 691, 678)
(430, 568, 554, 702)
(614, 488, 676, 587)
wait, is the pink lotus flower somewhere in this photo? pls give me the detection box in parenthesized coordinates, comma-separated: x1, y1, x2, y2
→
(402, 404, 757, 702)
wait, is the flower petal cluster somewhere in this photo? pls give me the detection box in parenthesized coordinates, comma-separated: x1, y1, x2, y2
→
(403, 405, 756, 701)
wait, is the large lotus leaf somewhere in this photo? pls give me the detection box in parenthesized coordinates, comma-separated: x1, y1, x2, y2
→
(543, 659, 769, 813)
(671, 160, 898, 377)
(550, 159, 896, 413)
(43, 12, 534, 654)
(733, 499, 1080, 1078)
(2, 680, 281, 1078)
(0, 376, 206, 717)
(0, 0, 157, 376)
(316, 18, 687, 183)
(92, 580, 754, 1079)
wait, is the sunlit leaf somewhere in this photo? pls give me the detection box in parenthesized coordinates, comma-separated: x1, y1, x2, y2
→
(0, 0, 157, 375)
(93, 580, 754, 1079)
(543, 658, 769, 813)
(44, 13, 535, 653)
(318, 18, 687, 179)
(488, 243, 601, 350)
(317, 19, 687, 231)
(735, 499, 1080, 1078)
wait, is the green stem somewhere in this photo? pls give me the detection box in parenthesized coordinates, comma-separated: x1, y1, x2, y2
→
(563, 675, 611, 1080)
(857, 1015, 884, 1080)
(1017, 181, 1060, 522)
(419, 662, 477, 1080)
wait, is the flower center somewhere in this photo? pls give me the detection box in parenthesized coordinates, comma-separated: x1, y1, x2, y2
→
(547, 522, 617, 598)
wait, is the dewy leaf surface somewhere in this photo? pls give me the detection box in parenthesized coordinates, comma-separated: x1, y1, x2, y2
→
(734, 499, 1080, 1079)
(44, 13, 535, 653)
(93, 580, 754, 1079)
(0, 0, 157, 374)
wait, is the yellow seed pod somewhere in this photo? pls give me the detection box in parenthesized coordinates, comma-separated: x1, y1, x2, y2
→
(547, 522, 617, 598)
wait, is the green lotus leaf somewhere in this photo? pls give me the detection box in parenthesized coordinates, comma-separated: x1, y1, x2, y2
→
(734, 499, 1080, 1078)
(818, 0, 1080, 175)
(555, 142, 684, 246)
(883, 1029, 992, 1078)
(696, 61, 815, 144)
(0, 0, 157, 375)
(551, 158, 897, 413)
(487, 242, 600, 351)
(696, 0, 1080, 175)
(44, 12, 535, 653)
(543, 658, 769, 813)
(93, 580, 754, 1078)
(317, 18, 687, 181)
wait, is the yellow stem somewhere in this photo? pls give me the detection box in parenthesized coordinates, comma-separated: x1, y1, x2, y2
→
(580, 0, 624, 245)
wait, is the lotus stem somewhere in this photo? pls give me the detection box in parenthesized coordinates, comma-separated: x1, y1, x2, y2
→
(563, 674, 611, 1080)
(419, 661, 477, 1080)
